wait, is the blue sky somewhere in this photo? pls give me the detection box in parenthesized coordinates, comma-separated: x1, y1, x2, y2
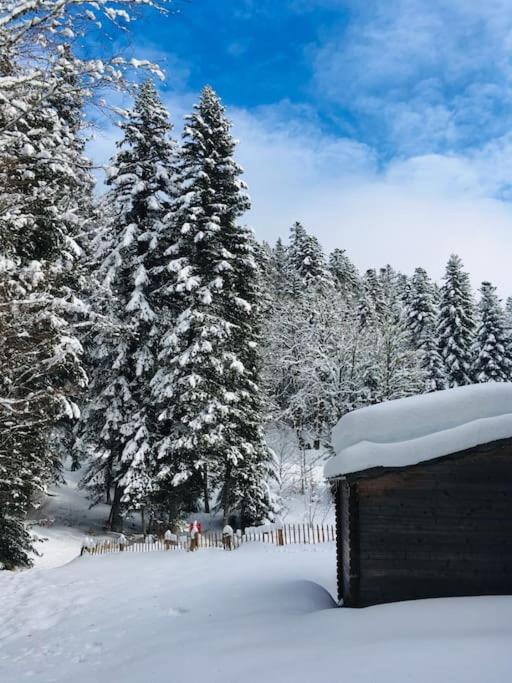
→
(91, 0, 512, 293)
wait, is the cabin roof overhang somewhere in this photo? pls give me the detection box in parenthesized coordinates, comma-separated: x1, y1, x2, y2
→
(326, 435, 512, 484)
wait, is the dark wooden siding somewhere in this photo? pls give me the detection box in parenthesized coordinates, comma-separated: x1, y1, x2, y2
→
(337, 479, 360, 607)
(334, 482, 343, 602)
(345, 442, 512, 607)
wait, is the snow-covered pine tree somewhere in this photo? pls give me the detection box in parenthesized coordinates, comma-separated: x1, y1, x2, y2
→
(356, 287, 376, 330)
(221, 226, 276, 527)
(407, 267, 445, 392)
(471, 281, 512, 383)
(79, 80, 176, 530)
(0, 513, 34, 570)
(271, 238, 289, 296)
(407, 268, 437, 348)
(0, 0, 181, 568)
(437, 254, 475, 388)
(288, 222, 307, 268)
(0, 55, 90, 566)
(362, 268, 386, 318)
(251, 240, 275, 318)
(356, 268, 384, 329)
(420, 334, 447, 393)
(288, 222, 333, 292)
(379, 265, 402, 321)
(150, 86, 273, 527)
(396, 272, 411, 306)
(259, 237, 290, 312)
(329, 248, 360, 300)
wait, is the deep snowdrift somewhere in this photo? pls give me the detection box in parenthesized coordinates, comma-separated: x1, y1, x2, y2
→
(2, 544, 512, 683)
(325, 382, 512, 477)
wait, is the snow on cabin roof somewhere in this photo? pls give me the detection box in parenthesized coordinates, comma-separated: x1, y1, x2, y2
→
(324, 383, 512, 478)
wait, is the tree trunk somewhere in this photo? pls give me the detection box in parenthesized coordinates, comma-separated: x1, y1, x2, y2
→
(105, 462, 112, 504)
(110, 485, 124, 532)
(203, 465, 210, 514)
(300, 448, 306, 495)
(222, 464, 232, 526)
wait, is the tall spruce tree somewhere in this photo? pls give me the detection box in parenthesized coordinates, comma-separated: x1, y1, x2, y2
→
(221, 226, 276, 526)
(471, 281, 512, 383)
(407, 268, 437, 347)
(437, 254, 475, 387)
(288, 222, 332, 292)
(329, 248, 360, 299)
(396, 272, 411, 306)
(150, 86, 273, 527)
(363, 268, 386, 318)
(79, 80, 176, 530)
(272, 238, 289, 288)
(407, 267, 445, 392)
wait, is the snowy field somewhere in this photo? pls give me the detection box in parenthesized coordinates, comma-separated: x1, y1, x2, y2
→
(2, 543, 512, 683)
(3, 458, 511, 683)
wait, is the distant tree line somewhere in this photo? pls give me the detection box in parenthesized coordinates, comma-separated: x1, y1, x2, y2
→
(261, 228, 512, 457)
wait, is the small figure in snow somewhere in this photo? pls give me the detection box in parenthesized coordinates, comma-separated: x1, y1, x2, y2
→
(188, 520, 201, 551)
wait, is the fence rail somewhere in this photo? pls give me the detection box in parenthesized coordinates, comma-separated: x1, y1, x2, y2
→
(82, 523, 335, 557)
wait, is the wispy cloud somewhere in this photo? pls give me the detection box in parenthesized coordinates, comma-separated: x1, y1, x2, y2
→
(229, 100, 512, 295)
(312, 1, 512, 156)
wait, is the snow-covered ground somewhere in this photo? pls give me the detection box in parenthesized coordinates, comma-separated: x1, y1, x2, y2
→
(3, 455, 510, 682)
(2, 543, 512, 683)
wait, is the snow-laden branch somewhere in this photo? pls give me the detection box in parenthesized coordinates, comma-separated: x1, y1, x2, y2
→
(0, 0, 171, 133)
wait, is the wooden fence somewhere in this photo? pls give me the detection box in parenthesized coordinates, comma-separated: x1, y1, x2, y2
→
(82, 523, 335, 557)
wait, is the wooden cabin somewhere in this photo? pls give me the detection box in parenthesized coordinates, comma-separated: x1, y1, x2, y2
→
(325, 384, 512, 608)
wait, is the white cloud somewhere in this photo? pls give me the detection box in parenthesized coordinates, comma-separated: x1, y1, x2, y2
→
(311, 0, 512, 154)
(230, 103, 512, 295)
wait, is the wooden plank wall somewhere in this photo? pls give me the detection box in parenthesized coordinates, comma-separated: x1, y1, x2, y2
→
(339, 479, 360, 607)
(352, 446, 512, 607)
(335, 482, 343, 603)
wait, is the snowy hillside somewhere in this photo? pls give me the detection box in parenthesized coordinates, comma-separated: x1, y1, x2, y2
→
(28, 463, 132, 569)
(2, 544, 512, 683)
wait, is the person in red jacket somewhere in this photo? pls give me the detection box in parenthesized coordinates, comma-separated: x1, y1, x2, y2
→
(188, 520, 202, 550)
